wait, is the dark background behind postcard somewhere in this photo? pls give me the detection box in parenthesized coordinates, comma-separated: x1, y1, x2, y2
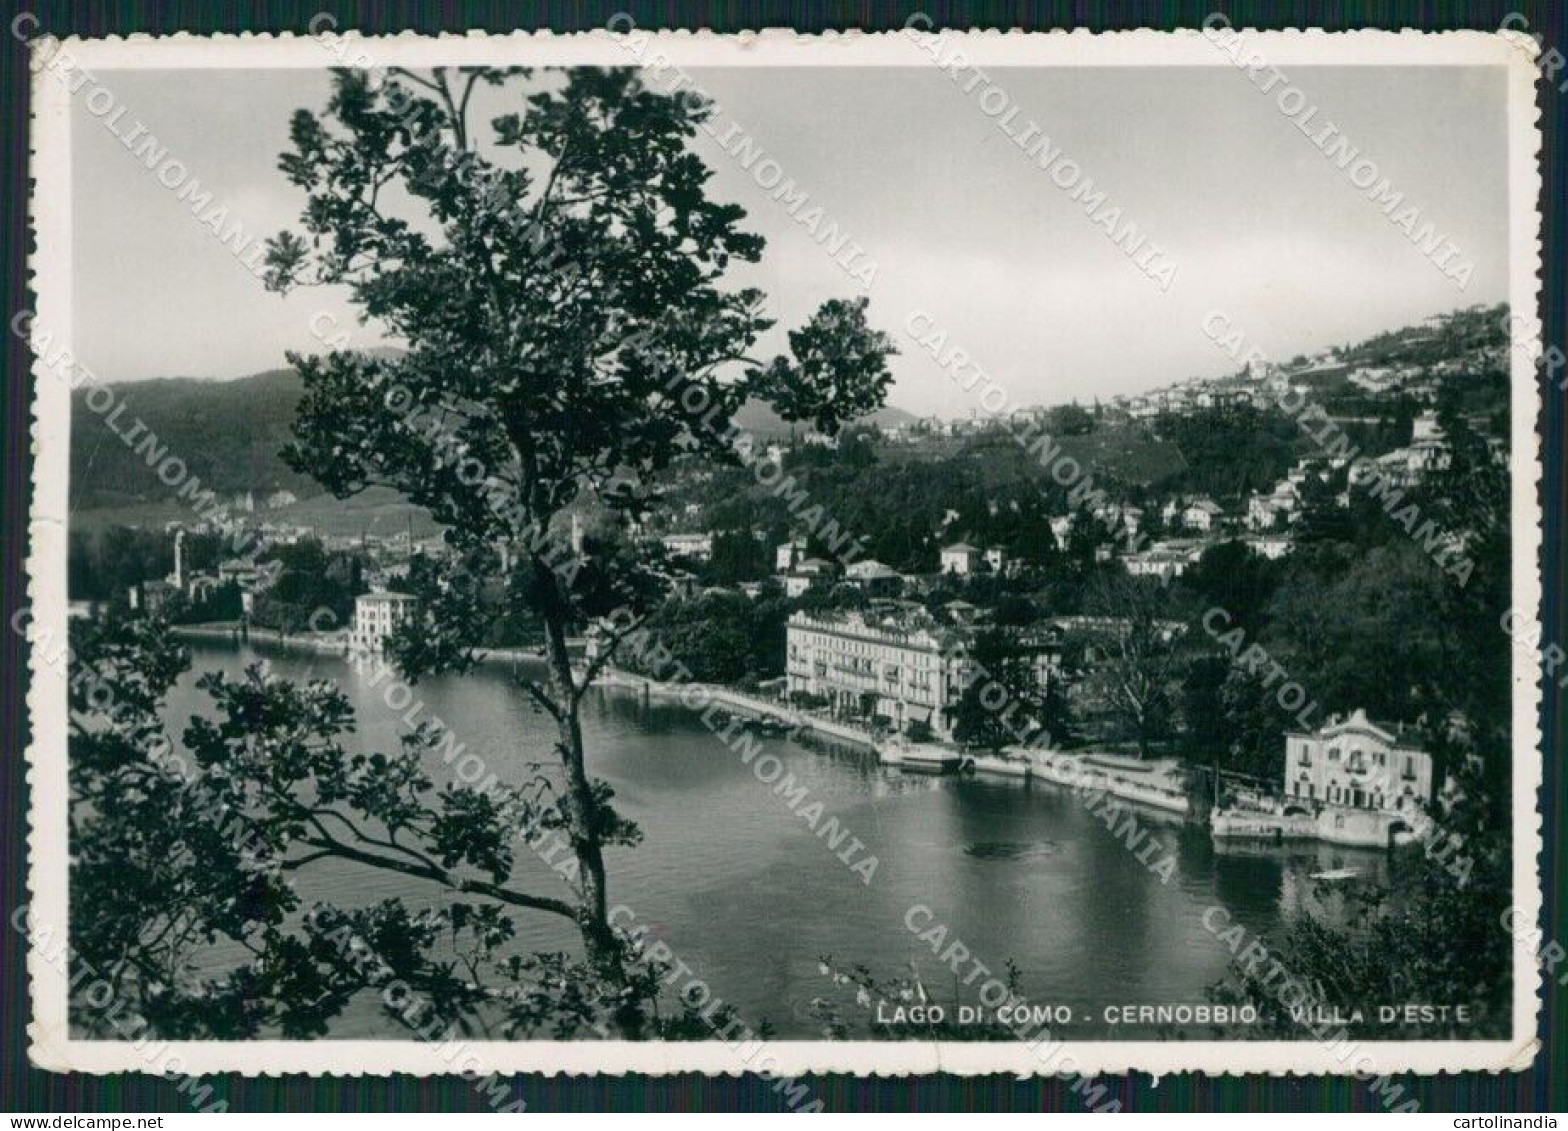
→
(1, 0, 1561, 1113)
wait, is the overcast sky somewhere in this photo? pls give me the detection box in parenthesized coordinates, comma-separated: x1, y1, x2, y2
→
(73, 64, 1509, 416)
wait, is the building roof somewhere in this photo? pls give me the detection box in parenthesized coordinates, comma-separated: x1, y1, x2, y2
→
(788, 606, 966, 650)
(1290, 708, 1426, 749)
(942, 542, 980, 553)
(846, 559, 898, 579)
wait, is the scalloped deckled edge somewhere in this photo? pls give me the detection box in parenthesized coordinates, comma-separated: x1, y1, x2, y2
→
(22, 26, 1547, 1081)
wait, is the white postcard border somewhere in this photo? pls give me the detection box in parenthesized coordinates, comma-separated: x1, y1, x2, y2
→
(23, 27, 1546, 1077)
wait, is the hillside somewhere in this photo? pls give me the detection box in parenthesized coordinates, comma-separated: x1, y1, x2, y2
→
(955, 424, 1188, 489)
(69, 366, 920, 511)
(731, 400, 918, 436)
(71, 369, 313, 511)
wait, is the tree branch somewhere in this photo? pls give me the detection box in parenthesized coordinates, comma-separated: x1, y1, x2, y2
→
(573, 611, 654, 705)
(296, 832, 578, 920)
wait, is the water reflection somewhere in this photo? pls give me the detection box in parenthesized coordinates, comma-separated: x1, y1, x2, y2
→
(150, 639, 1391, 1039)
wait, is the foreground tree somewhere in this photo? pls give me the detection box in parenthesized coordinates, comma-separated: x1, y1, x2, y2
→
(951, 628, 1053, 751)
(259, 66, 894, 1026)
(1078, 575, 1189, 758)
(1209, 755, 1511, 1040)
(69, 613, 751, 1040)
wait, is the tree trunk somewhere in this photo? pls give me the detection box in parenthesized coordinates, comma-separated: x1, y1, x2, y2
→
(534, 560, 642, 1037)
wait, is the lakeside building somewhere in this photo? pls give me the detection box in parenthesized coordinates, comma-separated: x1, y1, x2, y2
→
(786, 608, 1059, 740)
(352, 590, 420, 653)
(1283, 709, 1434, 816)
(127, 528, 254, 615)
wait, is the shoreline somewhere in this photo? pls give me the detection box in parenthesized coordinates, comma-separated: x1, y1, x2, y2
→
(585, 665, 1197, 816)
(170, 623, 551, 666)
(171, 629, 1402, 848)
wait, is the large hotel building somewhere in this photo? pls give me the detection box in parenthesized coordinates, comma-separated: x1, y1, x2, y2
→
(785, 608, 1058, 740)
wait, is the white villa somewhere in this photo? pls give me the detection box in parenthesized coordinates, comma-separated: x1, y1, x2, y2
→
(1283, 709, 1434, 817)
(1181, 498, 1224, 531)
(1123, 547, 1192, 581)
(844, 559, 902, 596)
(939, 542, 982, 576)
(353, 591, 420, 653)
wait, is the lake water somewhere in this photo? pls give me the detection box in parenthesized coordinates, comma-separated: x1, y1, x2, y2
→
(162, 639, 1393, 1039)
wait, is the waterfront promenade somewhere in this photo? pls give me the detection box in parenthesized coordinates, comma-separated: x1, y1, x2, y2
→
(171, 629, 1416, 846)
(588, 666, 1195, 815)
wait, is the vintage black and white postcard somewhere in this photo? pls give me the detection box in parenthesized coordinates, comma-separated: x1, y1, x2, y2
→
(21, 26, 1545, 1090)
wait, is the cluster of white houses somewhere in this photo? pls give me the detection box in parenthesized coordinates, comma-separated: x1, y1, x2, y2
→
(667, 408, 1461, 599)
(129, 528, 275, 616)
(772, 537, 1017, 599)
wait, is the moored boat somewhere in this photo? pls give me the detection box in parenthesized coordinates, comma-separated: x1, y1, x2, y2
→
(1308, 867, 1362, 882)
(898, 749, 968, 773)
(1211, 808, 1302, 843)
(879, 740, 967, 774)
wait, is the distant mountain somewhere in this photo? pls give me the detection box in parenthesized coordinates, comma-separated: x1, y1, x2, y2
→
(70, 366, 920, 511)
(730, 399, 919, 437)
(71, 369, 314, 511)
